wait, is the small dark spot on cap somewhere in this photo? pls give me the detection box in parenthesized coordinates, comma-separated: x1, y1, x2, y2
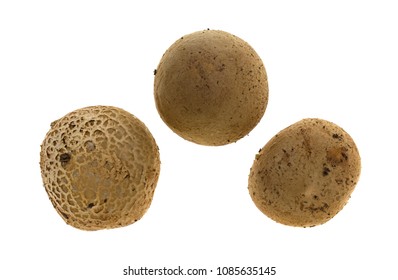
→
(153, 69, 157, 75)
(60, 153, 71, 163)
(323, 167, 331, 176)
(332, 133, 343, 140)
(87, 203, 95, 209)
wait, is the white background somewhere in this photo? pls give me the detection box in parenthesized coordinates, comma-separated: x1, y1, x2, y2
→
(1, 1, 397, 279)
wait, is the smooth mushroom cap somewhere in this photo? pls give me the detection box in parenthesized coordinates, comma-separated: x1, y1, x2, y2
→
(248, 118, 361, 227)
(154, 29, 268, 146)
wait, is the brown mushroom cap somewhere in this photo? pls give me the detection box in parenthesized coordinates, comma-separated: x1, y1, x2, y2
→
(248, 118, 361, 227)
(40, 106, 161, 231)
(154, 29, 269, 146)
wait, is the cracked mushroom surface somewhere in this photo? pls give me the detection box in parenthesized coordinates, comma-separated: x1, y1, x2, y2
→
(40, 106, 161, 231)
(154, 29, 268, 146)
(248, 118, 361, 227)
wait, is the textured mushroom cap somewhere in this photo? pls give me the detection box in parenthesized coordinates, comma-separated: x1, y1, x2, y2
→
(248, 118, 361, 227)
(40, 106, 161, 231)
(154, 29, 268, 146)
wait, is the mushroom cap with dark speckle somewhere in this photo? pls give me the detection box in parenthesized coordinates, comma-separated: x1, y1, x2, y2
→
(248, 118, 361, 227)
(154, 29, 269, 146)
(40, 106, 161, 231)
